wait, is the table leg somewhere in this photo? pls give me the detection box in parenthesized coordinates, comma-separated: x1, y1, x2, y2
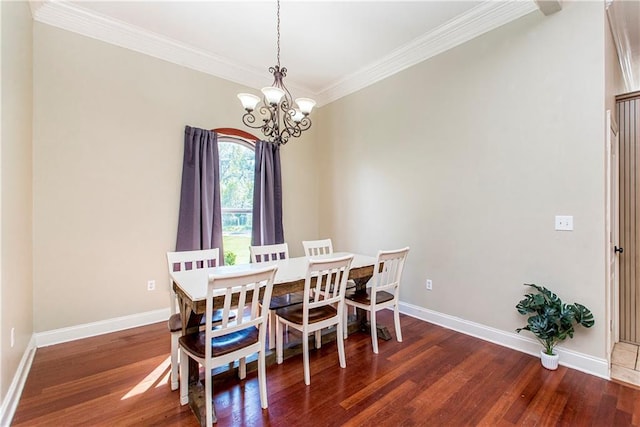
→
(351, 277, 392, 341)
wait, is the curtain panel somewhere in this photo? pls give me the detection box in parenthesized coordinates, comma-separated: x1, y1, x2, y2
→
(252, 140, 284, 246)
(175, 126, 224, 259)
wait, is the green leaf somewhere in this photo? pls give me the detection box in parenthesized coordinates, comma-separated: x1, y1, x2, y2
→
(572, 303, 595, 328)
(515, 284, 594, 352)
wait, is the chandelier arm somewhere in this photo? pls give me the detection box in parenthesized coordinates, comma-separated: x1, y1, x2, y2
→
(282, 109, 311, 134)
(241, 112, 263, 130)
(279, 101, 295, 126)
(278, 129, 290, 145)
(258, 102, 281, 143)
(281, 110, 302, 138)
(296, 116, 312, 132)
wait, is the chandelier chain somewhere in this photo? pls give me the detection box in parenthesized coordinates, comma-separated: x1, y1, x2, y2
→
(276, 0, 281, 68)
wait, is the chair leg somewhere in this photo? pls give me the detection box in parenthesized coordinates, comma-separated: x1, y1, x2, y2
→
(268, 310, 276, 350)
(337, 318, 346, 368)
(179, 349, 189, 405)
(343, 305, 349, 339)
(258, 349, 268, 409)
(315, 330, 322, 349)
(303, 332, 311, 385)
(370, 309, 379, 354)
(170, 332, 179, 391)
(205, 364, 213, 427)
(394, 305, 403, 342)
(276, 317, 284, 364)
(239, 357, 246, 379)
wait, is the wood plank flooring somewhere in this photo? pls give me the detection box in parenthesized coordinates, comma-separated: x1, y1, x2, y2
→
(12, 311, 640, 426)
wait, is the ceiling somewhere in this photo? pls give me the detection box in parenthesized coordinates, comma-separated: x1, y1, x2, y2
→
(29, 1, 639, 106)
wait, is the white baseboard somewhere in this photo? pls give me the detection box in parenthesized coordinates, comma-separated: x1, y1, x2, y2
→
(35, 308, 171, 348)
(399, 301, 609, 379)
(0, 335, 37, 427)
(0, 308, 170, 425)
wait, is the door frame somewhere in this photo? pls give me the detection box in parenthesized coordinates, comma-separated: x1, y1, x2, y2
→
(605, 109, 620, 360)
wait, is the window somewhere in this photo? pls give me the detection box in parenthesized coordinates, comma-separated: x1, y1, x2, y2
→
(219, 138, 255, 265)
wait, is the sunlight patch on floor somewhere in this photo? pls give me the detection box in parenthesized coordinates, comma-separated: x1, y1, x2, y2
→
(121, 356, 171, 400)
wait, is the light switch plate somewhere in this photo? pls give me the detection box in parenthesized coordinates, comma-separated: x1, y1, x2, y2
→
(555, 215, 573, 231)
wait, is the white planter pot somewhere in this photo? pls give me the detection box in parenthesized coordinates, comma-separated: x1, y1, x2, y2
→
(540, 349, 559, 370)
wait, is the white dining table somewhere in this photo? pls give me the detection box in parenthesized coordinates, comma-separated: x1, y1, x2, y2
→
(171, 252, 376, 311)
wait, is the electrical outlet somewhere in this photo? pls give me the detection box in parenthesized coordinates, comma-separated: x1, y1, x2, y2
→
(426, 279, 433, 290)
(11, 327, 15, 348)
(555, 215, 573, 231)
(147, 280, 156, 291)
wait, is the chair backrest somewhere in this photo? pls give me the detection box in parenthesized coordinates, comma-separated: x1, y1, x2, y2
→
(370, 247, 410, 298)
(302, 254, 353, 321)
(167, 248, 221, 273)
(249, 243, 289, 263)
(167, 248, 220, 314)
(205, 265, 278, 359)
(302, 239, 333, 257)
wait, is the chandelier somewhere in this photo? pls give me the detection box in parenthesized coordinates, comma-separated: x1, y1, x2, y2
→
(237, 0, 316, 146)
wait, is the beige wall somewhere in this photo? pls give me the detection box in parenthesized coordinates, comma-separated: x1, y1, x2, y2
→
(32, 23, 319, 331)
(1, 0, 34, 402)
(281, 124, 321, 258)
(318, 2, 607, 358)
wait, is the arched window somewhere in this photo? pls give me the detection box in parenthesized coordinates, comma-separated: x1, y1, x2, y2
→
(217, 133, 255, 265)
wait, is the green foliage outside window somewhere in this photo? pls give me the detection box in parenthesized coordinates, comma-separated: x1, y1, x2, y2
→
(219, 141, 254, 264)
(224, 251, 237, 266)
(219, 142, 254, 211)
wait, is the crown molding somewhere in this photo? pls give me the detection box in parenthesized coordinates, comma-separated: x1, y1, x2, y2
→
(315, 1, 538, 105)
(30, 0, 538, 107)
(29, 1, 272, 91)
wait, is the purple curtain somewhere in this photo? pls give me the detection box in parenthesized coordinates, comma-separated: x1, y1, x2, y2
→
(252, 140, 284, 245)
(175, 126, 224, 260)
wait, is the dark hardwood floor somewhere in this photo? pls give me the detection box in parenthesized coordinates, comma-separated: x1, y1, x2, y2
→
(12, 311, 640, 426)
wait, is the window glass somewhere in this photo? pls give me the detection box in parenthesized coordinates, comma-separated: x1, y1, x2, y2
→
(219, 139, 254, 265)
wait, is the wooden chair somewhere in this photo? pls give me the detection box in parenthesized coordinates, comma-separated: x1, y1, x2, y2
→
(166, 249, 220, 391)
(343, 247, 409, 354)
(179, 264, 278, 426)
(303, 238, 356, 294)
(249, 243, 302, 350)
(275, 254, 353, 385)
(250, 242, 289, 263)
(302, 238, 333, 256)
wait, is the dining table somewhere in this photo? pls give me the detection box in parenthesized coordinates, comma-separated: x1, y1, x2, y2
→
(170, 252, 382, 426)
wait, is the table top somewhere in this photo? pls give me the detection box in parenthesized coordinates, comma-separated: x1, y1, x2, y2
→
(171, 252, 377, 303)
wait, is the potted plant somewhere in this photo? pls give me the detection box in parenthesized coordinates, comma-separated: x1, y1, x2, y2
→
(515, 284, 594, 370)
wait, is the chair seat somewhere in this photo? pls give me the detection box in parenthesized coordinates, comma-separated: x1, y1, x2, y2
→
(276, 304, 337, 325)
(269, 292, 305, 310)
(168, 313, 183, 332)
(167, 310, 233, 333)
(179, 327, 259, 359)
(345, 288, 394, 305)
